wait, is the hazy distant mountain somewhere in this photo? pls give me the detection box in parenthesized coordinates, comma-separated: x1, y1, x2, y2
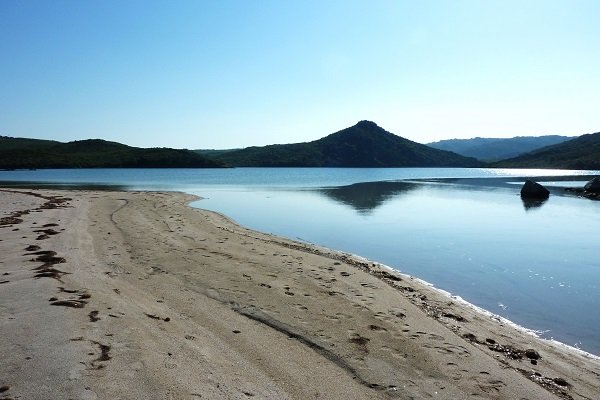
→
(493, 132, 600, 170)
(209, 121, 482, 167)
(0, 136, 223, 169)
(428, 135, 574, 161)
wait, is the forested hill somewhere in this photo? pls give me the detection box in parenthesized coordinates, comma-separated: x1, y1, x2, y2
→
(492, 132, 600, 170)
(209, 121, 482, 167)
(0, 136, 223, 169)
(428, 135, 573, 161)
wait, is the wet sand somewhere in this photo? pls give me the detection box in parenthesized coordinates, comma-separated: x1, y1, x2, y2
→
(0, 188, 598, 399)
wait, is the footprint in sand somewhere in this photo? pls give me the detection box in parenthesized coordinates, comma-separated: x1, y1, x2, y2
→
(360, 282, 379, 289)
(381, 346, 408, 360)
(368, 324, 387, 332)
(474, 375, 506, 394)
(163, 353, 177, 369)
(349, 334, 370, 353)
(444, 362, 465, 381)
(423, 342, 471, 357)
(89, 311, 100, 322)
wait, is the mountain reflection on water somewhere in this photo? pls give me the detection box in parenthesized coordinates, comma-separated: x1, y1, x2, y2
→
(316, 177, 565, 213)
(317, 181, 420, 213)
(521, 198, 548, 211)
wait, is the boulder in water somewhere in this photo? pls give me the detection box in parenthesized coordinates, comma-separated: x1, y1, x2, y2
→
(520, 180, 550, 199)
(584, 177, 600, 194)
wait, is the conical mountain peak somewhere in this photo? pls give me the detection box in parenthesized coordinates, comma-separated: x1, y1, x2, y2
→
(211, 121, 482, 167)
(355, 120, 380, 129)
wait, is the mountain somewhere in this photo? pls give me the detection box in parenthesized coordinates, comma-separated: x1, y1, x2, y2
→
(0, 136, 223, 169)
(428, 135, 573, 161)
(209, 121, 482, 167)
(195, 149, 240, 157)
(0, 136, 61, 151)
(492, 132, 600, 169)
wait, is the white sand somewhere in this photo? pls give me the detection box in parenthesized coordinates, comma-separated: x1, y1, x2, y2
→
(1, 188, 598, 399)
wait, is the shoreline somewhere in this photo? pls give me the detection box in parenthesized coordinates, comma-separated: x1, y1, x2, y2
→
(359, 256, 600, 361)
(206, 205, 600, 360)
(368, 257, 600, 361)
(191, 184, 600, 358)
(1, 188, 599, 399)
(204, 200, 600, 360)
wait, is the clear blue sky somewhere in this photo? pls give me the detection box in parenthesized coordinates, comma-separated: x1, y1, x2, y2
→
(1, 0, 599, 149)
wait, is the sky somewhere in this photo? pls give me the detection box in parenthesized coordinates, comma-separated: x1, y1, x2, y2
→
(1, 0, 599, 149)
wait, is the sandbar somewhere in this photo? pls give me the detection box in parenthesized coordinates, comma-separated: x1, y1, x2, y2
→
(0, 188, 598, 399)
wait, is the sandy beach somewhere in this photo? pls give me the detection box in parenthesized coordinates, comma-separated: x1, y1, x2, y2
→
(0, 188, 598, 400)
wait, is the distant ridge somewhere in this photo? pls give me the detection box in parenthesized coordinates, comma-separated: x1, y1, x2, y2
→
(0, 136, 223, 169)
(492, 131, 600, 170)
(428, 135, 574, 161)
(209, 121, 482, 167)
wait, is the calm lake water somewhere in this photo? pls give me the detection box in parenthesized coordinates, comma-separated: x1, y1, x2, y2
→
(2, 167, 599, 355)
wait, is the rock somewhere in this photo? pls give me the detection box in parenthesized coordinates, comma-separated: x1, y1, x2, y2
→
(520, 180, 550, 199)
(584, 177, 600, 194)
(462, 333, 478, 342)
(553, 377, 569, 387)
(525, 349, 541, 360)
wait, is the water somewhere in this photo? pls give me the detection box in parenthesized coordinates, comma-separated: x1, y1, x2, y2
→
(1, 167, 595, 189)
(1, 167, 599, 355)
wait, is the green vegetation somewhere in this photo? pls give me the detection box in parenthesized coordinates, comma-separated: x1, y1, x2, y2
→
(4, 123, 597, 170)
(428, 135, 573, 161)
(0, 137, 223, 169)
(194, 149, 240, 157)
(492, 132, 600, 169)
(210, 121, 482, 167)
(0, 136, 61, 151)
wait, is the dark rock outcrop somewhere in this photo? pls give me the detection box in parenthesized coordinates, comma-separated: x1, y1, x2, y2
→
(584, 177, 600, 194)
(520, 180, 550, 199)
(565, 177, 600, 200)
